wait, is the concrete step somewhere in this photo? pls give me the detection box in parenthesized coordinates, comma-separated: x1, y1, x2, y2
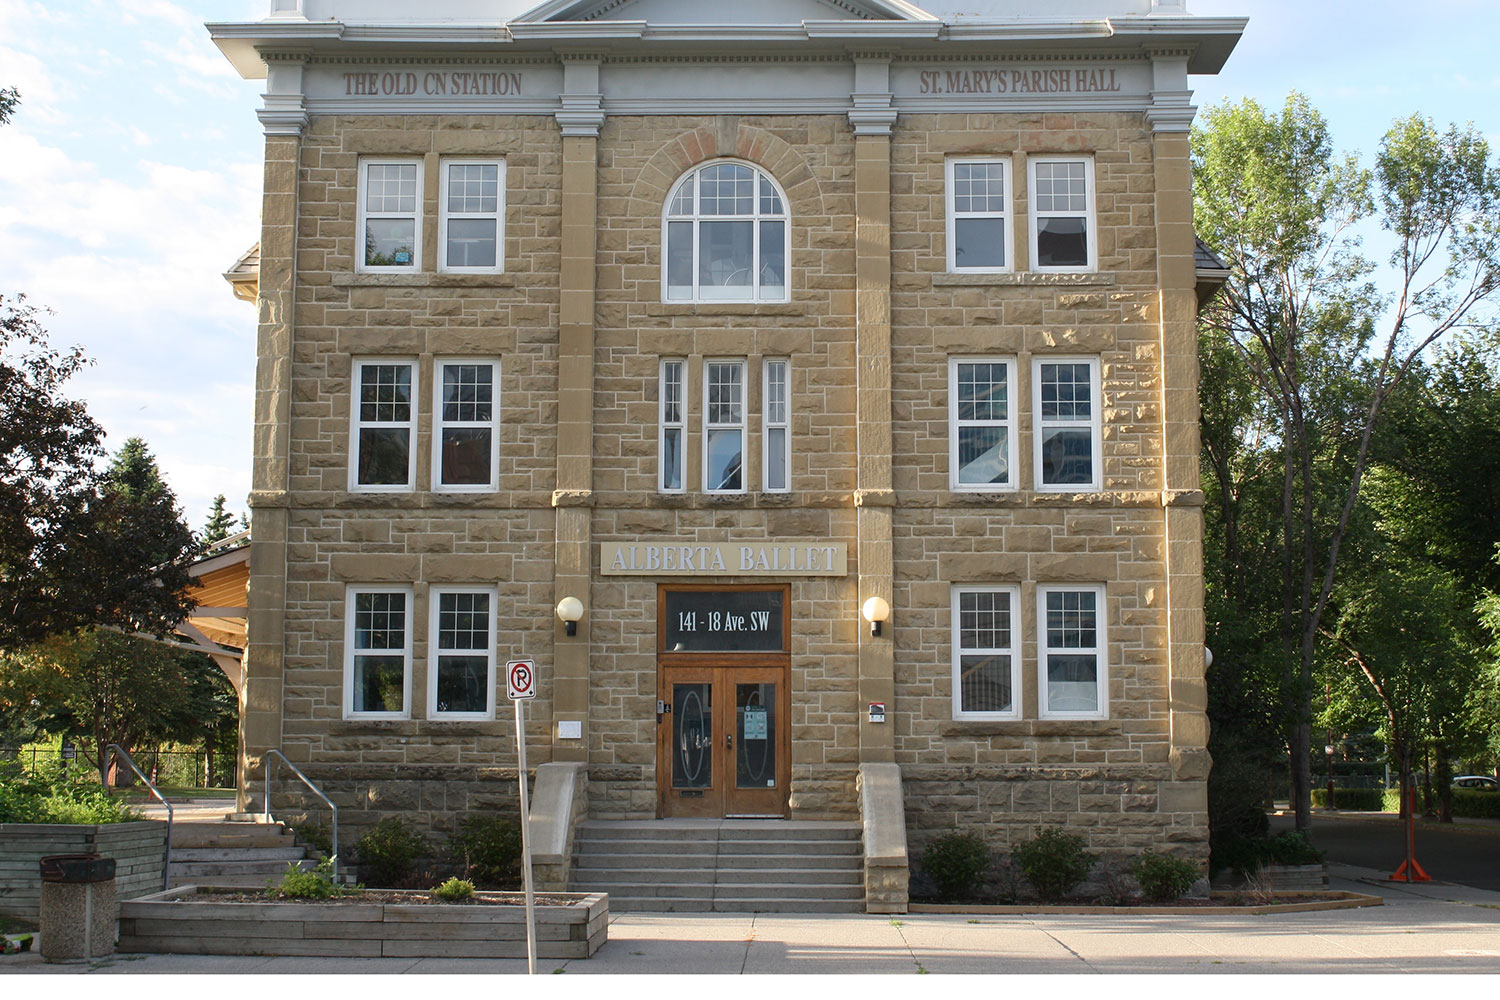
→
(573, 865, 859, 885)
(713, 882, 864, 900)
(170, 847, 307, 863)
(574, 851, 858, 871)
(574, 837, 859, 857)
(603, 896, 863, 914)
(172, 822, 294, 849)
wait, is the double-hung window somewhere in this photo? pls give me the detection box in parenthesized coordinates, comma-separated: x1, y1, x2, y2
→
(951, 586, 1022, 720)
(357, 158, 421, 271)
(1029, 156, 1095, 271)
(946, 158, 1011, 272)
(433, 360, 499, 491)
(1033, 357, 1101, 491)
(345, 587, 412, 719)
(763, 359, 790, 493)
(949, 357, 1016, 490)
(664, 161, 789, 302)
(439, 158, 503, 273)
(351, 359, 417, 491)
(703, 360, 745, 493)
(659, 360, 686, 493)
(429, 588, 496, 720)
(1037, 584, 1107, 719)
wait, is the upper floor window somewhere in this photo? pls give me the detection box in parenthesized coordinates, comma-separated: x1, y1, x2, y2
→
(1029, 156, 1095, 272)
(660, 359, 686, 493)
(357, 158, 421, 272)
(663, 161, 789, 303)
(350, 359, 417, 492)
(1033, 357, 1101, 492)
(763, 359, 790, 493)
(439, 158, 504, 273)
(949, 357, 1016, 491)
(952, 586, 1022, 720)
(947, 158, 1011, 272)
(433, 360, 499, 491)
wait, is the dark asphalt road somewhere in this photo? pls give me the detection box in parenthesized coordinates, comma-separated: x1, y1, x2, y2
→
(1270, 810, 1500, 890)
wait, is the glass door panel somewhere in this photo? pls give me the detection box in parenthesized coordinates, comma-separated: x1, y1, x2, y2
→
(735, 682, 776, 789)
(672, 682, 713, 790)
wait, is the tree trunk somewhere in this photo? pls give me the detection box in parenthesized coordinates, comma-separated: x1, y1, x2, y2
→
(1435, 745, 1453, 823)
(1289, 725, 1313, 831)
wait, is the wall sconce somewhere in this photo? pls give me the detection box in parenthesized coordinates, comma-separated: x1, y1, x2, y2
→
(555, 596, 584, 636)
(861, 595, 891, 637)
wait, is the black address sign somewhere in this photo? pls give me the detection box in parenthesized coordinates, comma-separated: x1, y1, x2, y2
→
(663, 589, 786, 653)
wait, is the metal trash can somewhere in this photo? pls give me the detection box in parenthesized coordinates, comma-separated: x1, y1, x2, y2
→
(38, 854, 117, 963)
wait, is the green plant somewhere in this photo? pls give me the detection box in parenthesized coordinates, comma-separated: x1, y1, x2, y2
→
(448, 814, 522, 886)
(1451, 789, 1500, 820)
(1310, 788, 1386, 811)
(1132, 851, 1200, 903)
(293, 822, 334, 857)
(919, 831, 991, 901)
(432, 877, 476, 902)
(267, 857, 351, 900)
(1267, 831, 1325, 866)
(0, 761, 139, 824)
(1011, 828, 1096, 902)
(353, 817, 428, 886)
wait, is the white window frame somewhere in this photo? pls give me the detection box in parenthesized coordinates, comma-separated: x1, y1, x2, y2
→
(949, 356, 1018, 493)
(661, 159, 791, 304)
(1028, 155, 1097, 273)
(1036, 584, 1108, 721)
(432, 358, 500, 493)
(438, 157, 504, 274)
(343, 586, 414, 720)
(1032, 356, 1102, 493)
(702, 359, 746, 494)
(356, 157, 423, 273)
(427, 586, 498, 721)
(946, 156, 1013, 274)
(349, 358, 418, 493)
(659, 359, 687, 494)
(763, 358, 791, 494)
(951, 585, 1023, 721)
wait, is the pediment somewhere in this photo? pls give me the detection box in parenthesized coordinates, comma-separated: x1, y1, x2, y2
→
(513, 0, 937, 24)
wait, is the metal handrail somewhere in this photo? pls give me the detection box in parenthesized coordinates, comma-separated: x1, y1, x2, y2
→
(104, 744, 172, 892)
(264, 749, 338, 879)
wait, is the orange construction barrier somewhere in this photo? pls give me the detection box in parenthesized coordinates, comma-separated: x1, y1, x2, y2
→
(1388, 784, 1431, 882)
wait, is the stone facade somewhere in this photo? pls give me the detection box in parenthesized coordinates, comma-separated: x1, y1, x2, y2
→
(215, 1, 1238, 872)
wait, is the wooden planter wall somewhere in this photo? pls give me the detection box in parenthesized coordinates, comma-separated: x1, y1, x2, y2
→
(0, 821, 166, 922)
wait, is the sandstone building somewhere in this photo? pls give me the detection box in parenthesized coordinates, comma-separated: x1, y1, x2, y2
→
(211, 0, 1242, 909)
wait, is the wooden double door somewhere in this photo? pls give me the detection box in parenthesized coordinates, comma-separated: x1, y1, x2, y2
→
(657, 665, 789, 818)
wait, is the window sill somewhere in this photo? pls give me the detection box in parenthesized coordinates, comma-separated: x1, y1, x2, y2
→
(645, 303, 803, 317)
(333, 272, 516, 288)
(930, 272, 1116, 287)
(941, 720, 1123, 737)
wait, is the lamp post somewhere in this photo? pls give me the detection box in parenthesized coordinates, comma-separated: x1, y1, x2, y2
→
(1325, 742, 1336, 808)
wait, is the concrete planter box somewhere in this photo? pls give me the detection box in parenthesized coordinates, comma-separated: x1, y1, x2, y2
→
(118, 886, 609, 959)
(0, 821, 166, 922)
(1258, 863, 1328, 890)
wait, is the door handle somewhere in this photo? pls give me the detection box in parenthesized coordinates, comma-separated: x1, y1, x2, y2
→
(726, 732, 733, 750)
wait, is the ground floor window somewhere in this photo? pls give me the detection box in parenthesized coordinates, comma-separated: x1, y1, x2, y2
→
(1037, 584, 1107, 719)
(429, 588, 496, 719)
(951, 586, 1022, 719)
(344, 587, 412, 719)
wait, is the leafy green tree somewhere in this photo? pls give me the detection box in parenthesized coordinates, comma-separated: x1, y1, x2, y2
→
(199, 493, 237, 546)
(0, 87, 17, 127)
(1195, 95, 1500, 831)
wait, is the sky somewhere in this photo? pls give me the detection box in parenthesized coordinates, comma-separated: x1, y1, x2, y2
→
(0, 0, 1498, 530)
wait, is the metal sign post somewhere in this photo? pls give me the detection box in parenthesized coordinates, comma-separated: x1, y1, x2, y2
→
(507, 659, 538, 974)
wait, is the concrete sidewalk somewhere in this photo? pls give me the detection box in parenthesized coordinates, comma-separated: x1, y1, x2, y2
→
(5, 864, 1500, 974)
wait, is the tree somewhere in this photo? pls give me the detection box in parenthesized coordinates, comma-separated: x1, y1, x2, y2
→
(200, 493, 237, 545)
(0, 87, 17, 127)
(1195, 95, 1500, 830)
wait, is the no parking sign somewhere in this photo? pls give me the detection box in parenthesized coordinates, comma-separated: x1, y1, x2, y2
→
(507, 659, 536, 700)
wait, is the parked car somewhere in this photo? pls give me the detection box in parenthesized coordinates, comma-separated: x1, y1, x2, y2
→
(1452, 775, 1499, 791)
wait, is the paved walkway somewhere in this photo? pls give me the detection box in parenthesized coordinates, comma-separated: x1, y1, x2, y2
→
(5, 864, 1500, 974)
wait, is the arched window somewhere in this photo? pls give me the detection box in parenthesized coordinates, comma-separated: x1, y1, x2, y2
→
(663, 161, 789, 302)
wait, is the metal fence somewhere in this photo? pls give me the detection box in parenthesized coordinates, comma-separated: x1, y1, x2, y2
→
(1, 747, 235, 789)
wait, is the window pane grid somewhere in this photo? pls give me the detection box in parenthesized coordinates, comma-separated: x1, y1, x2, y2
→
(706, 362, 743, 426)
(441, 159, 501, 272)
(704, 361, 745, 492)
(365, 163, 417, 214)
(1040, 363, 1092, 421)
(348, 588, 409, 717)
(954, 588, 1018, 717)
(446, 163, 498, 214)
(664, 162, 788, 302)
(660, 360, 685, 492)
(438, 592, 490, 652)
(432, 590, 493, 717)
(360, 160, 420, 270)
(354, 361, 415, 489)
(359, 364, 411, 422)
(442, 364, 493, 423)
(354, 592, 406, 652)
(952, 358, 1013, 489)
(949, 159, 1008, 271)
(434, 361, 497, 490)
(764, 360, 790, 493)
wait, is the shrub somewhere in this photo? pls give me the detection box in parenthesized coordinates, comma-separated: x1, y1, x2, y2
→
(1132, 851, 1200, 902)
(293, 822, 334, 858)
(1310, 788, 1386, 811)
(353, 817, 428, 886)
(0, 761, 139, 824)
(1452, 788, 1500, 820)
(919, 831, 991, 900)
(449, 814, 522, 886)
(1267, 830, 1324, 866)
(1012, 828, 1095, 902)
(267, 857, 351, 900)
(432, 876, 476, 902)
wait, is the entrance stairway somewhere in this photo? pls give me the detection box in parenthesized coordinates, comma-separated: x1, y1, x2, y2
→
(569, 819, 864, 913)
(168, 818, 316, 888)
